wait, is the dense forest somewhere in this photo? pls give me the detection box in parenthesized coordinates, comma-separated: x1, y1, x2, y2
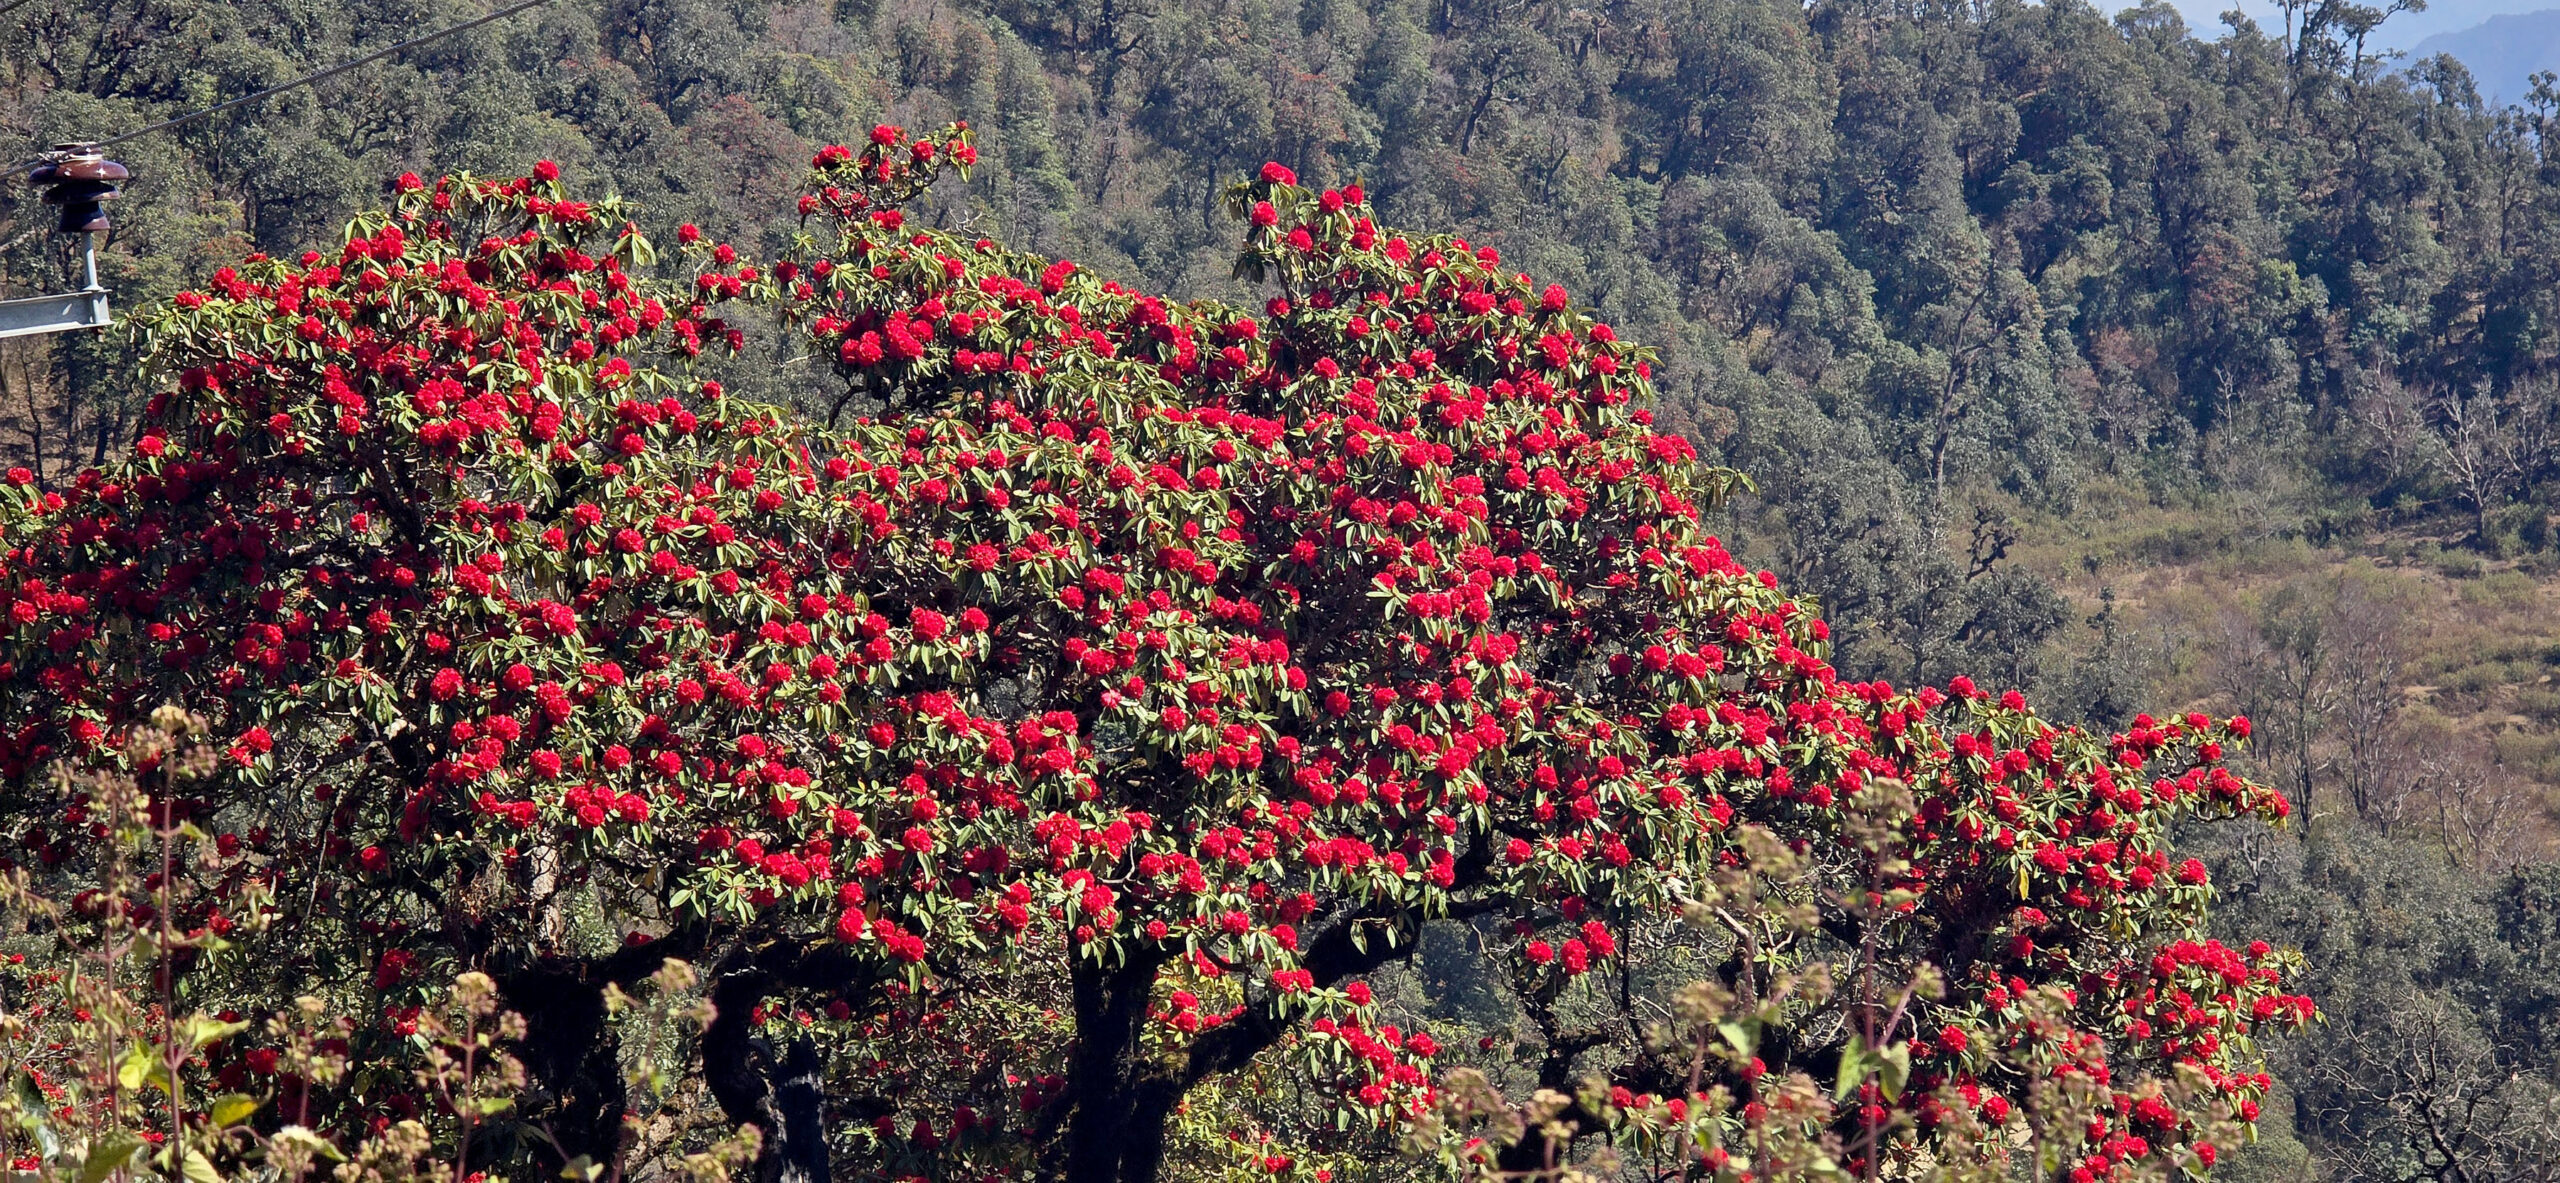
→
(6, 0, 2560, 1177)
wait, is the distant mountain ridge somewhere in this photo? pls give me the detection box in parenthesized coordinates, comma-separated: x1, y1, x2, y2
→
(2413, 8, 2560, 103)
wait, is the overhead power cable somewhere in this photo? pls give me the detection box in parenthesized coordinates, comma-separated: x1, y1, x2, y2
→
(75, 0, 555, 157)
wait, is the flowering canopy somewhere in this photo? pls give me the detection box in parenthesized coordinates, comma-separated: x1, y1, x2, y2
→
(0, 127, 2303, 1182)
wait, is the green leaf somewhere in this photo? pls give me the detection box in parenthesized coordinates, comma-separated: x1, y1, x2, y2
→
(1832, 1040, 1868, 1101)
(269, 1127, 344, 1163)
(11, 1069, 46, 1118)
(179, 1016, 250, 1050)
(1875, 1043, 1912, 1102)
(177, 1149, 223, 1183)
(209, 1094, 260, 1129)
(76, 1132, 144, 1183)
(116, 1043, 170, 1094)
(161, 1152, 221, 1183)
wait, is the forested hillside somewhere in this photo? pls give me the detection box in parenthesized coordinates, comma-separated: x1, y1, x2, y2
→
(7, 0, 2560, 1176)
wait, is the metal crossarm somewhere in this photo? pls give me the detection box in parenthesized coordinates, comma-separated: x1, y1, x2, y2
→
(0, 286, 111, 340)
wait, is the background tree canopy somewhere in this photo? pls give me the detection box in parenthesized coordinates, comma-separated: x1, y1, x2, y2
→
(4, 0, 2560, 1177)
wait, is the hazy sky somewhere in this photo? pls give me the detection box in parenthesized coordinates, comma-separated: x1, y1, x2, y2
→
(2161, 0, 2556, 49)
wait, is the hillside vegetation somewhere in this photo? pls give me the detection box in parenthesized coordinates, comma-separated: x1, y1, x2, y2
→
(8, 0, 2560, 1175)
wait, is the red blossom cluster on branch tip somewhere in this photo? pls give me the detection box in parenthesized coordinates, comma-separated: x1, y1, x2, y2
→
(0, 122, 2304, 1183)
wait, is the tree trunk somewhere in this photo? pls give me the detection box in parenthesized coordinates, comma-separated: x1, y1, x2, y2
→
(704, 964, 833, 1183)
(1057, 951, 1173, 1183)
(762, 1034, 831, 1183)
(497, 960, 632, 1169)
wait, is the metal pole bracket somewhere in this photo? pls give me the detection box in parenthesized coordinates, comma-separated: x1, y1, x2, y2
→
(0, 281, 110, 340)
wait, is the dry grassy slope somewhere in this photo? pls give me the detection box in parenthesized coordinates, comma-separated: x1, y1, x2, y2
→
(2000, 476, 2560, 840)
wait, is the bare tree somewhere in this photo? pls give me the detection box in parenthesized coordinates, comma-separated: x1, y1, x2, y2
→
(2216, 581, 2346, 824)
(0, 333, 130, 484)
(2308, 994, 2560, 1183)
(2423, 746, 2545, 870)
(2215, 568, 2430, 833)
(2424, 377, 2557, 546)
(2348, 368, 2432, 491)
(2329, 578, 2410, 822)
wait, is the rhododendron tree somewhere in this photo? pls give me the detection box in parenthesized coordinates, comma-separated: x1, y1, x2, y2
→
(0, 129, 2305, 1183)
